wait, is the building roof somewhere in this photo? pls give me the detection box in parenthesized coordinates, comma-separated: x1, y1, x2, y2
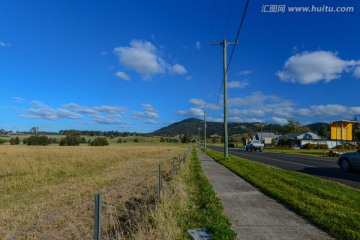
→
(278, 132, 322, 140)
(255, 132, 281, 141)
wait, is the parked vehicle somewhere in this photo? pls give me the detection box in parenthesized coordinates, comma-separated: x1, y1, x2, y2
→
(337, 149, 360, 172)
(327, 150, 340, 157)
(245, 140, 264, 152)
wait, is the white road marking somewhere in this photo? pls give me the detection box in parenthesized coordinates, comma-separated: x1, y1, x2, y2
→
(237, 152, 316, 168)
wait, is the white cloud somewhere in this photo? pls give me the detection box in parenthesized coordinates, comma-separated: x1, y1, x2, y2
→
(238, 70, 252, 76)
(65, 103, 98, 115)
(229, 91, 281, 107)
(354, 66, 360, 78)
(114, 40, 166, 79)
(13, 97, 23, 103)
(141, 103, 156, 113)
(92, 115, 128, 125)
(144, 119, 159, 124)
(31, 100, 46, 106)
(170, 64, 188, 75)
(21, 102, 129, 125)
(0, 41, 10, 47)
(296, 104, 348, 118)
(195, 41, 201, 49)
(66, 103, 127, 115)
(228, 80, 249, 89)
(277, 51, 360, 84)
(93, 105, 127, 115)
(21, 107, 82, 120)
(114, 39, 187, 79)
(228, 116, 263, 123)
(190, 98, 220, 110)
(114, 71, 131, 81)
(266, 117, 288, 125)
(132, 104, 159, 119)
(180, 91, 360, 125)
(177, 108, 204, 118)
(228, 109, 265, 117)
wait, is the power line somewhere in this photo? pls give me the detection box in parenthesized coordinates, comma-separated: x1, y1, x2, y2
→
(226, 0, 251, 74)
(209, 0, 251, 122)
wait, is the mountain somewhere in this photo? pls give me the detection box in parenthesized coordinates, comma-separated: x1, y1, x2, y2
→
(152, 118, 330, 137)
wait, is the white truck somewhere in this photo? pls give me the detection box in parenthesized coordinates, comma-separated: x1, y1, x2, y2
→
(245, 140, 264, 152)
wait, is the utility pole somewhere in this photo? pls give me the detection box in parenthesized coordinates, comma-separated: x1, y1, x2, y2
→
(210, 36, 238, 158)
(204, 111, 207, 149)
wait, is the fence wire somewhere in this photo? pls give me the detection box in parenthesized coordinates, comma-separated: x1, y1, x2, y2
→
(3, 147, 191, 240)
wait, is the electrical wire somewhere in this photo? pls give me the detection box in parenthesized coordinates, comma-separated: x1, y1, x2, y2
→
(209, 0, 251, 122)
(226, 0, 251, 74)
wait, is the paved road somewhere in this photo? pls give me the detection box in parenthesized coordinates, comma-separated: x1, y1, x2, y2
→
(208, 146, 360, 189)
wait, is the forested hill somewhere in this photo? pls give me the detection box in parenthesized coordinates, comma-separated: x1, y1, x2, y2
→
(152, 118, 330, 137)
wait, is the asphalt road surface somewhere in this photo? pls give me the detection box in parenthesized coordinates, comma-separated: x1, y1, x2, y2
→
(207, 146, 360, 189)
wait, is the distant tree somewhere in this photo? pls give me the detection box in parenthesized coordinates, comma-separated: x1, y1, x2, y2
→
(117, 138, 122, 143)
(352, 117, 360, 142)
(318, 125, 329, 138)
(59, 130, 81, 146)
(89, 137, 109, 146)
(241, 136, 251, 145)
(134, 138, 139, 143)
(181, 134, 190, 143)
(25, 135, 51, 145)
(10, 137, 20, 145)
(285, 119, 310, 133)
(30, 127, 39, 135)
(80, 137, 87, 144)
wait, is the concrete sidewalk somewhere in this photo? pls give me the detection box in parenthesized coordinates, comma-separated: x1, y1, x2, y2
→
(196, 148, 332, 240)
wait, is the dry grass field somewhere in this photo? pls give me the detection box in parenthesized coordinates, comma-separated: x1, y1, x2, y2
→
(0, 143, 187, 239)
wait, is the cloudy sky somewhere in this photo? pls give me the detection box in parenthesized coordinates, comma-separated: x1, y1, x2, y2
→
(1, 0, 360, 133)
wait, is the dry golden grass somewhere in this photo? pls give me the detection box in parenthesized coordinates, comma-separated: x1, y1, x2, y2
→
(132, 163, 190, 240)
(0, 144, 186, 239)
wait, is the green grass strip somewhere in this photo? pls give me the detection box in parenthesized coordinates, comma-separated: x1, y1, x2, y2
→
(204, 148, 360, 240)
(178, 148, 236, 239)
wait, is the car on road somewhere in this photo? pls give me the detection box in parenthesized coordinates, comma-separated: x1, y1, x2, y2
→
(245, 140, 264, 152)
(337, 149, 360, 172)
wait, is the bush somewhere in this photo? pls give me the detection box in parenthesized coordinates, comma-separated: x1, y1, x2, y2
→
(89, 137, 109, 146)
(314, 144, 328, 149)
(25, 136, 51, 146)
(10, 137, 20, 145)
(134, 138, 139, 143)
(117, 138, 122, 143)
(0, 139, 7, 144)
(228, 143, 235, 148)
(304, 143, 314, 149)
(59, 130, 81, 146)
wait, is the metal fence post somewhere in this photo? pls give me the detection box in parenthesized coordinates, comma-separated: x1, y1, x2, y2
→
(94, 193, 102, 240)
(172, 157, 175, 177)
(158, 164, 161, 199)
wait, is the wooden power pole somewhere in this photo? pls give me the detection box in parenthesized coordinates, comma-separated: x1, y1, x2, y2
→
(210, 36, 237, 158)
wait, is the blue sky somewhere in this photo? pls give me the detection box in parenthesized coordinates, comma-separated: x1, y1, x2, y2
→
(1, 0, 360, 133)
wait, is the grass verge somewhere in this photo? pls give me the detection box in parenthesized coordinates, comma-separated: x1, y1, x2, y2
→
(135, 147, 236, 239)
(204, 148, 360, 240)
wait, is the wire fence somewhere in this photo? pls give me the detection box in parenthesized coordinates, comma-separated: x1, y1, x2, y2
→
(2, 147, 191, 240)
